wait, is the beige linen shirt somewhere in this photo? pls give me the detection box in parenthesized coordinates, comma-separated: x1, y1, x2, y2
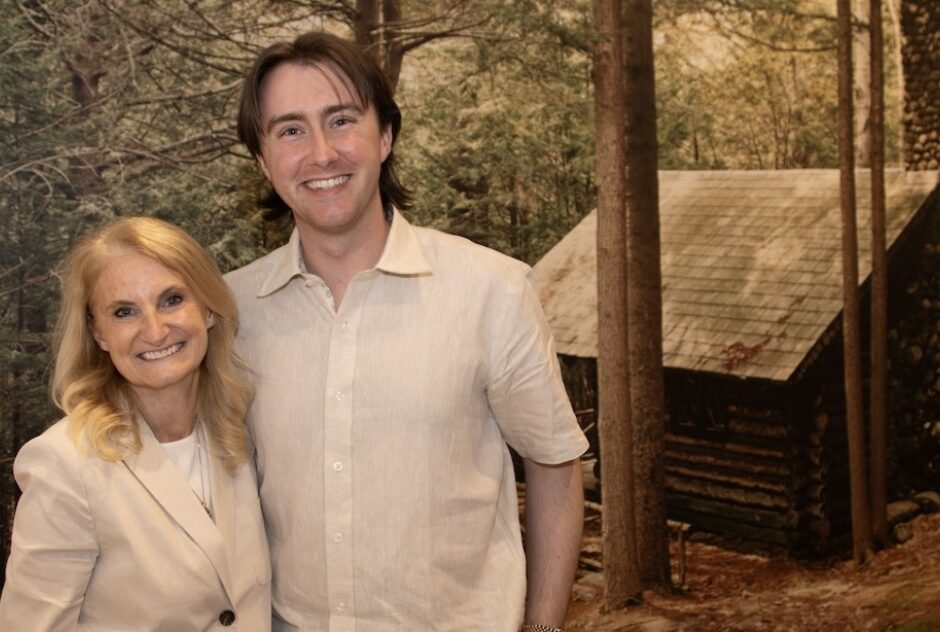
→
(226, 210, 588, 632)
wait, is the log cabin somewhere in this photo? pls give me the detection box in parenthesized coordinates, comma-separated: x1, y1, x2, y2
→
(532, 169, 939, 553)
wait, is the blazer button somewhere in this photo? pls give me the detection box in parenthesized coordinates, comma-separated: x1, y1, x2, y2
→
(219, 610, 236, 626)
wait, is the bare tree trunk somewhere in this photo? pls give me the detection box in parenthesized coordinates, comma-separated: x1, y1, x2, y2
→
(354, 0, 378, 48)
(885, 0, 905, 162)
(854, 0, 872, 166)
(623, 0, 671, 590)
(353, 0, 404, 93)
(64, 7, 108, 195)
(868, 0, 889, 549)
(381, 0, 404, 91)
(592, 0, 641, 609)
(837, 0, 874, 566)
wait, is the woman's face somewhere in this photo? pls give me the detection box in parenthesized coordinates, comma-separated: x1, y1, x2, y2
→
(89, 250, 214, 401)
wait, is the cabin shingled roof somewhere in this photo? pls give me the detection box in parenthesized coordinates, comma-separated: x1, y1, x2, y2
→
(531, 169, 939, 381)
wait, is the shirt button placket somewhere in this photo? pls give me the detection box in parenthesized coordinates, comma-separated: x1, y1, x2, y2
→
(324, 299, 359, 629)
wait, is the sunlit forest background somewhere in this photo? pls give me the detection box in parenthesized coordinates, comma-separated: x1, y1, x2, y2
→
(0, 0, 909, 567)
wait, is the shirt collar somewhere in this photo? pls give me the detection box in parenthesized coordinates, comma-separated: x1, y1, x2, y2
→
(374, 208, 433, 276)
(256, 208, 432, 298)
(257, 228, 305, 298)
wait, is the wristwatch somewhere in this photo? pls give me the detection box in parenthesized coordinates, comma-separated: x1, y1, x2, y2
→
(520, 625, 564, 632)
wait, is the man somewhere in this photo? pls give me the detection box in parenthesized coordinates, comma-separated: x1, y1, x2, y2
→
(227, 31, 588, 632)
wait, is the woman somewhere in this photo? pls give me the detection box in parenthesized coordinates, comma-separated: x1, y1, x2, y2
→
(0, 217, 271, 631)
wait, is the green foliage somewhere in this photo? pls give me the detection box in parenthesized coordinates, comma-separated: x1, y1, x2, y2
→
(399, 0, 596, 264)
(655, 1, 840, 168)
(654, 0, 904, 168)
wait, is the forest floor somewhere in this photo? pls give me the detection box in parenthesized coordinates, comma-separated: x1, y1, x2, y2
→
(565, 509, 940, 631)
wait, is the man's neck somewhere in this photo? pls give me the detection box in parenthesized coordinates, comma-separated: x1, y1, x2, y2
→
(297, 211, 392, 309)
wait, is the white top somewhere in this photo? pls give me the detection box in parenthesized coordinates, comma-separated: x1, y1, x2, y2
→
(159, 429, 212, 516)
(227, 210, 587, 631)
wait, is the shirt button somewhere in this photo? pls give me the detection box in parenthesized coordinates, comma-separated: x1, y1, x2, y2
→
(341, 321, 348, 331)
(218, 610, 236, 626)
(334, 532, 344, 543)
(332, 461, 344, 472)
(335, 391, 344, 401)
(336, 602, 346, 612)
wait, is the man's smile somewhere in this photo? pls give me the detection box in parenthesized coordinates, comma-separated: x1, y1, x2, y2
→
(304, 175, 350, 191)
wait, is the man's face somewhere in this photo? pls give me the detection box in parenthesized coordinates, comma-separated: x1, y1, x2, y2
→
(257, 62, 392, 240)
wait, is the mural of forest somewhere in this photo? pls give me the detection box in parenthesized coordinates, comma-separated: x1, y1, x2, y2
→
(1, 0, 938, 628)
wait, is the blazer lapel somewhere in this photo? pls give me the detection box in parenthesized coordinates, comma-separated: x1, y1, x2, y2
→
(206, 431, 236, 582)
(122, 421, 235, 602)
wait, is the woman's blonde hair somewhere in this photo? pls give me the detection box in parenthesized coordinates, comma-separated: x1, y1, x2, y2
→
(52, 216, 252, 473)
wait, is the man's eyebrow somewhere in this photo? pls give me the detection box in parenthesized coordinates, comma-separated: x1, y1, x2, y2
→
(265, 112, 305, 136)
(323, 102, 365, 117)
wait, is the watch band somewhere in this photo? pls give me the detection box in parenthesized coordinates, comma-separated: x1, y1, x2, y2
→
(520, 625, 564, 632)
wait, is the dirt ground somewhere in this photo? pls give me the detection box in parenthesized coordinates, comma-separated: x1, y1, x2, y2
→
(565, 511, 940, 631)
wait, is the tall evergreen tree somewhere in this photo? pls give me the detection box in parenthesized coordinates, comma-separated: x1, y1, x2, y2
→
(624, 0, 670, 590)
(867, 0, 889, 549)
(592, 0, 641, 608)
(837, 0, 874, 566)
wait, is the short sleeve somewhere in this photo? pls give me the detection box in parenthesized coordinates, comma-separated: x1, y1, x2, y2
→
(485, 270, 589, 463)
(0, 429, 99, 631)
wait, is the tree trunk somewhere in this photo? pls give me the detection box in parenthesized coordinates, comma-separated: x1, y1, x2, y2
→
(592, 0, 641, 609)
(854, 0, 872, 166)
(885, 0, 905, 162)
(381, 0, 404, 92)
(353, 0, 403, 93)
(623, 0, 671, 590)
(868, 0, 889, 549)
(837, 0, 874, 566)
(64, 8, 108, 195)
(354, 0, 378, 49)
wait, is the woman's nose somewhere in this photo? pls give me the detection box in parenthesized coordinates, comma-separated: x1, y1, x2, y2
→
(141, 310, 170, 343)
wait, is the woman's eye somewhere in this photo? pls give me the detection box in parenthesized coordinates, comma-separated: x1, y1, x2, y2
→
(114, 306, 133, 318)
(164, 294, 183, 307)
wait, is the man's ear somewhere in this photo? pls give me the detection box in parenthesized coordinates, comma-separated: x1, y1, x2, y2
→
(380, 125, 392, 163)
(257, 154, 271, 180)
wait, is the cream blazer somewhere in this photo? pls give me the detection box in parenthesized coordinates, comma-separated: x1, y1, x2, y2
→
(0, 419, 272, 631)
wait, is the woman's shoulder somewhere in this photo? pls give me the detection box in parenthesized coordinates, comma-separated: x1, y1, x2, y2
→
(20, 417, 70, 449)
(15, 418, 98, 473)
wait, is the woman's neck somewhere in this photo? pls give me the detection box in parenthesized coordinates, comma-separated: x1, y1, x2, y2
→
(132, 377, 200, 443)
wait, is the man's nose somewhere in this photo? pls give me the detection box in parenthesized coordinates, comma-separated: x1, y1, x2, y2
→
(305, 128, 338, 167)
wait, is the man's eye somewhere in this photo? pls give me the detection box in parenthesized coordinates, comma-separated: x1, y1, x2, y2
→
(281, 126, 301, 137)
